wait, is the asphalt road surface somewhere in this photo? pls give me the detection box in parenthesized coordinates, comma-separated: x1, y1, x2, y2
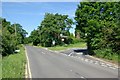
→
(25, 46, 118, 79)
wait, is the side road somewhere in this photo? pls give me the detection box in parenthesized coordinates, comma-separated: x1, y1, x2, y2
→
(46, 47, 118, 69)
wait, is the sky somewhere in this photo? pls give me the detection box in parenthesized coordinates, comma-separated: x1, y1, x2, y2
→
(2, 0, 82, 2)
(2, 2, 80, 37)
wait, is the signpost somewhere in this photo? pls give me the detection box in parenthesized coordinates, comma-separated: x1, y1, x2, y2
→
(52, 40, 55, 46)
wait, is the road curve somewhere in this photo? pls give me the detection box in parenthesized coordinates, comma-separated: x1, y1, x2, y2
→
(25, 46, 118, 78)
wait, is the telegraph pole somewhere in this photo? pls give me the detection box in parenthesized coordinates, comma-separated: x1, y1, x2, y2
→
(14, 23, 17, 49)
(15, 23, 17, 37)
(14, 23, 17, 40)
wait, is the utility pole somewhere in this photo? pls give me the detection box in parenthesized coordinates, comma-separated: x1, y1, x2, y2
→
(15, 23, 17, 37)
(14, 23, 20, 52)
(14, 23, 17, 49)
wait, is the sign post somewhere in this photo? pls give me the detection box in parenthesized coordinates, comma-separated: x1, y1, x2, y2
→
(52, 40, 55, 46)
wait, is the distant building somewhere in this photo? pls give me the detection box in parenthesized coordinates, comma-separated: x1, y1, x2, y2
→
(60, 34, 68, 41)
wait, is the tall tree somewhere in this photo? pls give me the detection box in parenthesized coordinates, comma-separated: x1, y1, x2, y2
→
(29, 29, 40, 46)
(30, 13, 73, 47)
(11, 23, 28, 44)
(75, 2, 120, 57)
(1, 18, 28, 56)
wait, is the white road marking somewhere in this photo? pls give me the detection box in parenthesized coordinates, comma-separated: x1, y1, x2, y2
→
(95, 62, 99, 65)
(80, 76, 85, 79)
(55, 51, 117, 70)
(45, 48, 48, 50)
(68, 52, 73, 56)
(87, 55, 118, 68)
(76, 52, 83, 55)
(101, 64, 107, 67)
(85, 59, 89, 62)
(81, 58, 84, 61)
(25, 47, 32, 78)
(109, 67, 116, 69)
(101, 62, 105, 65)
(42, 52, 45, 54)
(25, 64, 27, 78)
(106, 64, 112, 67)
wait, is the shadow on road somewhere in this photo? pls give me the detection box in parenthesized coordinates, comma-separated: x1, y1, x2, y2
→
(73, 49, 88, 55)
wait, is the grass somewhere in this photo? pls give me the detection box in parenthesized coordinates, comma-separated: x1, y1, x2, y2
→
(94, 54, 118, 65)
(0, 55, 1, 79)
(48, 42, 86, 51)
(94, 49, 119, 64)
(2, 45, 26, 78)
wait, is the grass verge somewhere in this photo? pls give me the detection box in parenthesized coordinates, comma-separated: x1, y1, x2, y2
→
(48, 42, 86, 51)
(2, 45, 26, 78)
(93, 49, 119, 65)
(0, 55, 1, 79)
(93, 54, 118, 65)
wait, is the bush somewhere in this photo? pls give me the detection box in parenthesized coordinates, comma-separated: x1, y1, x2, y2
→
(94, 48, 118, 61)
(2, 45, 26, 78)
(72, 38, 84, 44)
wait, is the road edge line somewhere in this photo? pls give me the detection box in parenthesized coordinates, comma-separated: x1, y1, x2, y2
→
(87, 55, 118, 68)
(24, 46, 32, 78)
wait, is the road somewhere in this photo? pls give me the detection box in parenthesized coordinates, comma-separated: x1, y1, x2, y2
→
(25, 46, 118, 79)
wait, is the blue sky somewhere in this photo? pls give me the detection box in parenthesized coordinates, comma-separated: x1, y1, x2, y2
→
(2, 2, 79, 37)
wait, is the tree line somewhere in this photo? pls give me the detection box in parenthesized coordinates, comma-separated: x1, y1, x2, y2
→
(0, 18, 28, 56)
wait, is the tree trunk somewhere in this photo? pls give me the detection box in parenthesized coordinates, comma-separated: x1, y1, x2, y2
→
(87, 37, 94, 55)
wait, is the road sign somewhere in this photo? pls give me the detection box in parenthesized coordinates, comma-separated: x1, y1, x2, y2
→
(52, 40, 55, 45)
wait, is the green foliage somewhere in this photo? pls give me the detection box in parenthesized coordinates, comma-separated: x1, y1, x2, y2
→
(29, 13, 74, 47)
(94, 48, 118, 62)
(0, 18, 2, 56)
(75, 2, 120, 59)
(48, 42, 86, 51)
(2, 45, 26, 78)
(67, 33, 85, 44)
(72, 38, 84, 44)
(11, 24, 28, 44)
(23, 37, 31, 44)
(29, 29, 40, 46)
(1, 18, 28, 56)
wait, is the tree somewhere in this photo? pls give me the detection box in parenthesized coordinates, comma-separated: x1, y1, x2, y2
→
(1, 18, 28, 56)
(29, 29, 40, 46)
(11, 23, 28, 44)
(75, 2, 120, 58)
(75, 2, 100, 54)
(30, 13, 73, 47)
